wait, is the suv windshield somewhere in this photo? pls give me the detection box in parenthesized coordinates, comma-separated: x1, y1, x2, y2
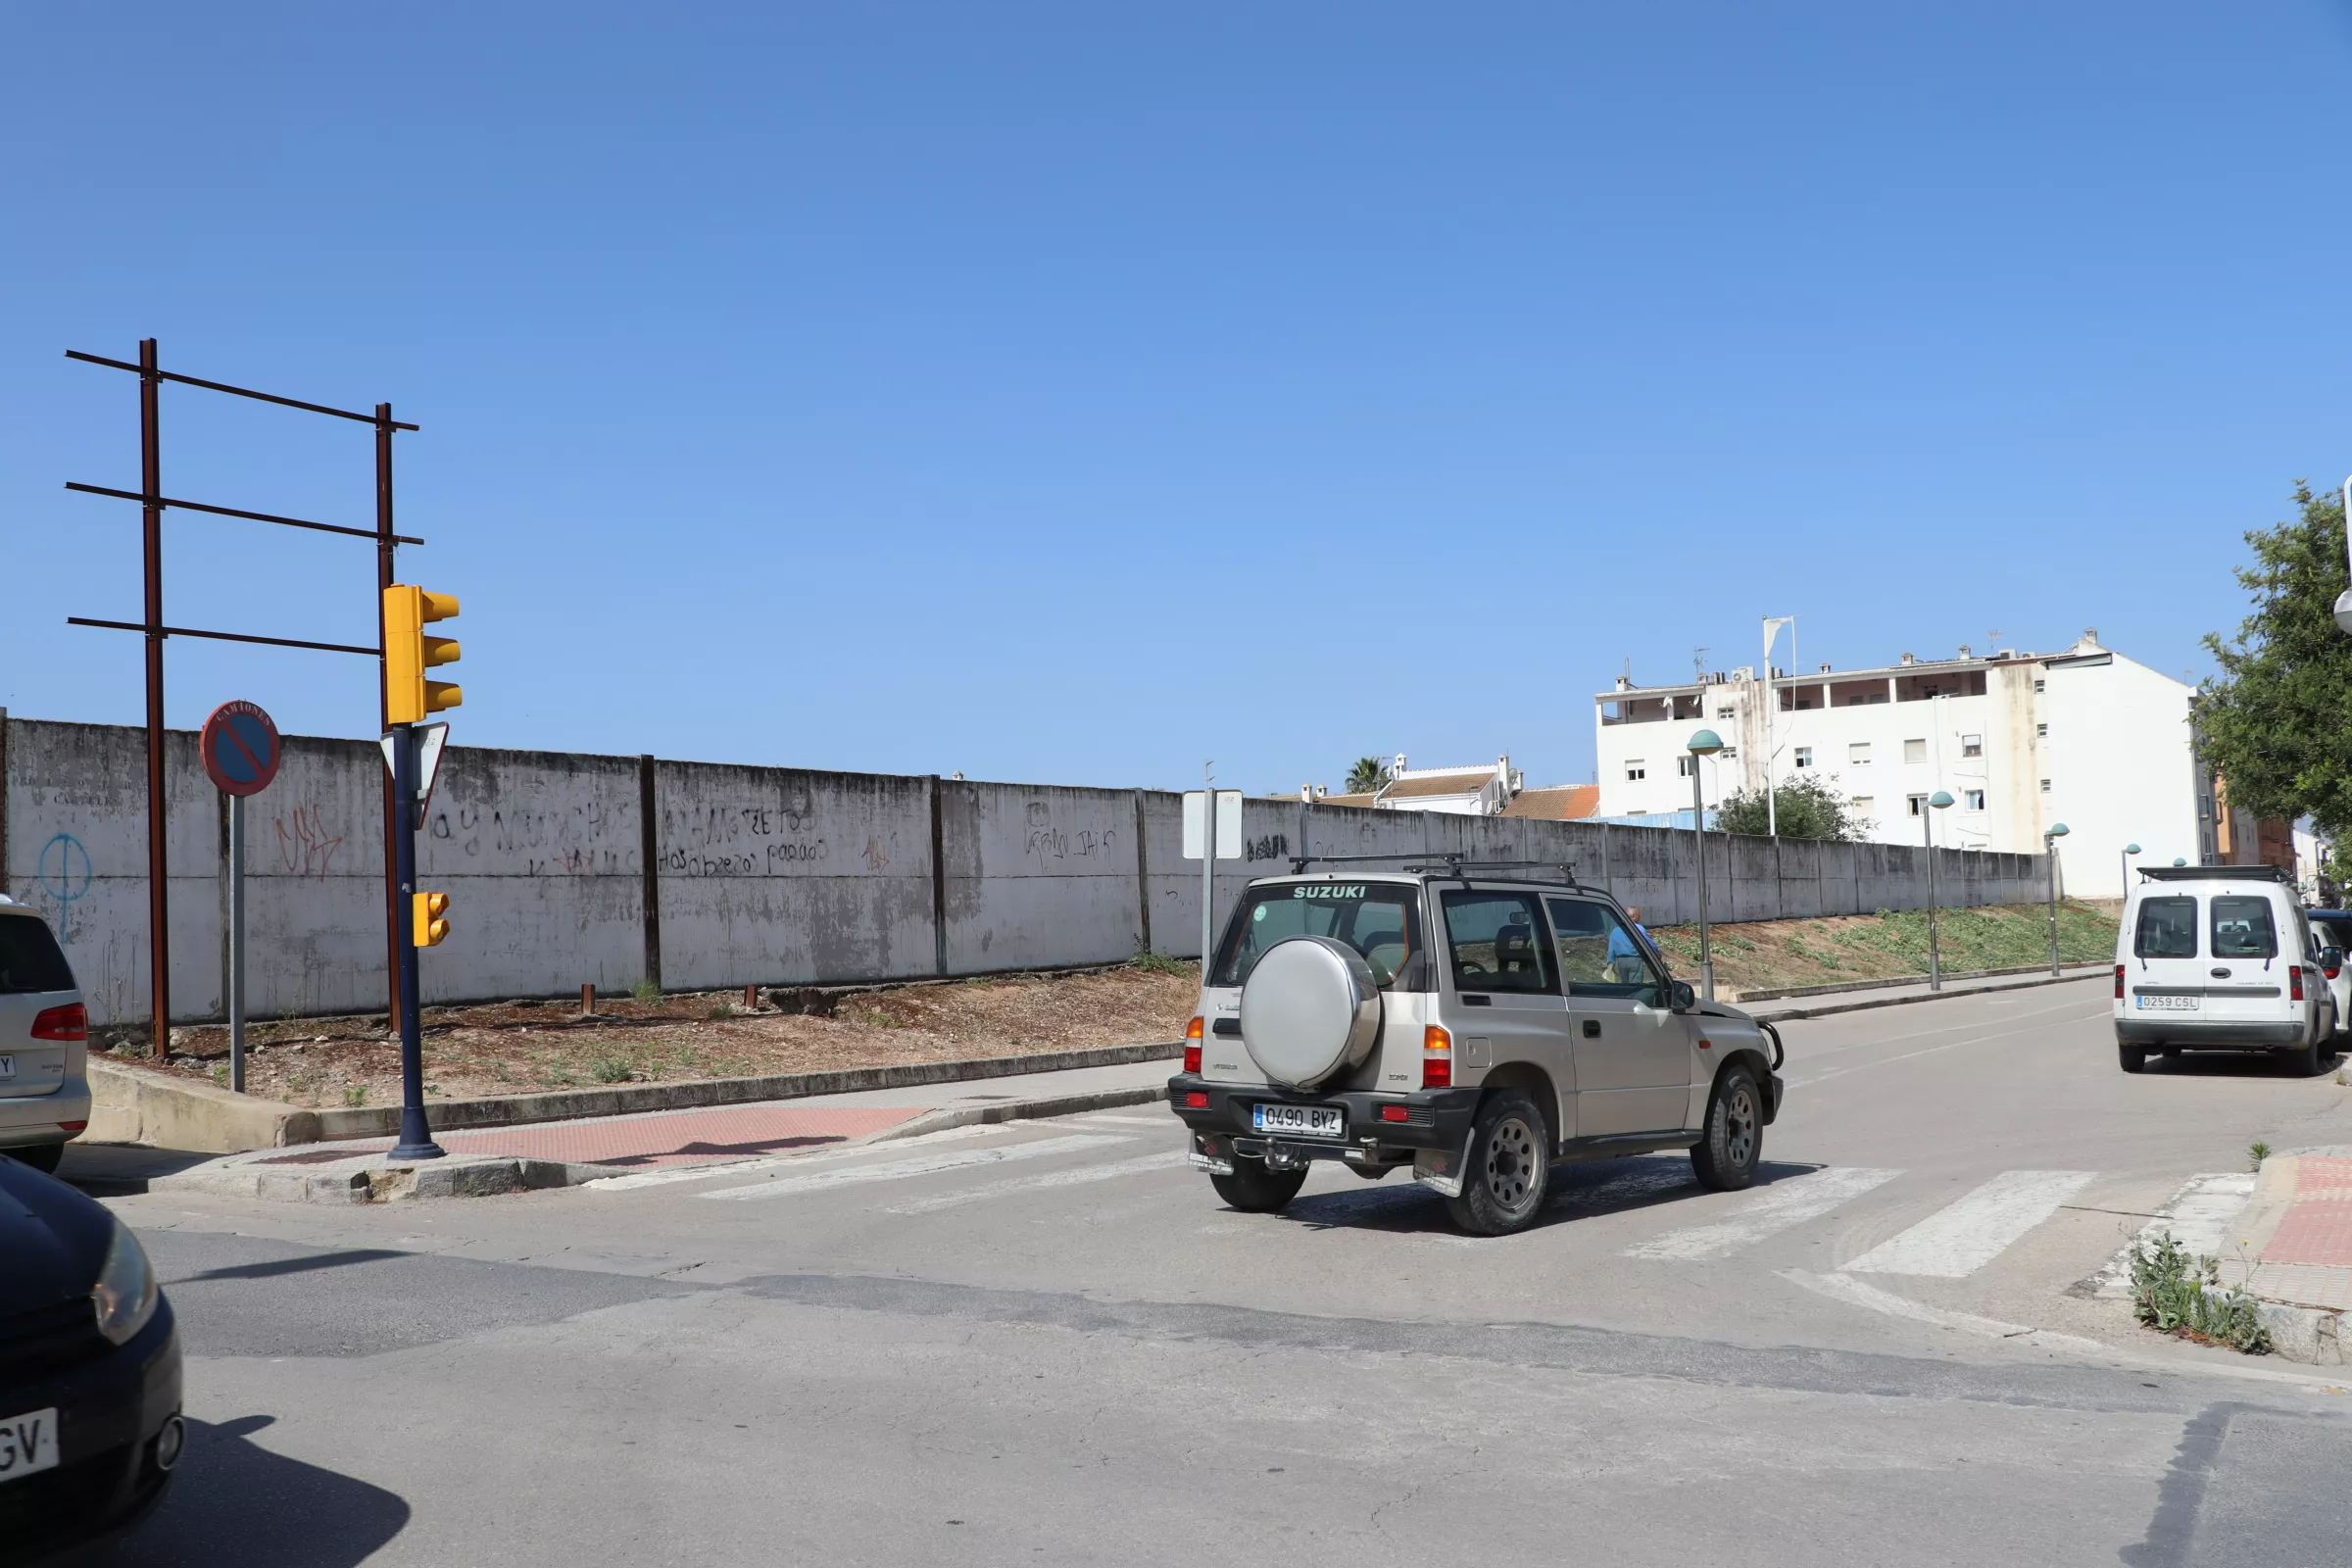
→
(0, 913, 76, 995)
(1210, 882, 1425, 990)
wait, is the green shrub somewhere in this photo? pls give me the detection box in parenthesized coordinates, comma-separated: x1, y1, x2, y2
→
(1131, 949, 1191, 976)
(2129, 1233, 2271, 1353)
(591, 1052, 636, 1084)
(632, 979, 662, 1004)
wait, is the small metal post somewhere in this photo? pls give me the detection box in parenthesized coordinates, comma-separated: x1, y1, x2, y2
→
(744, 984, 759, 1010)
(389, 721, 443, 1160)
(228, 794, 246, 1091)
(1693, 761, 1713, 1001)
(2047, 838, 2062, 977)
(1924, 807, 1941, 993)
(582, 983, 596, 1017)
(1200, 762, 1216, 980)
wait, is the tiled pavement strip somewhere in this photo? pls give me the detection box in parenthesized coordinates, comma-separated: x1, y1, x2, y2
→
(2229, 1154, 2352, 1312)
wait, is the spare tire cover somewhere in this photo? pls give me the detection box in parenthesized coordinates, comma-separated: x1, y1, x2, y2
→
(1241, 935, 1383, 1090)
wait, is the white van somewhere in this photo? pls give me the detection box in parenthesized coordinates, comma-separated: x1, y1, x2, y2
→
(2115, 865, 2338, 1075)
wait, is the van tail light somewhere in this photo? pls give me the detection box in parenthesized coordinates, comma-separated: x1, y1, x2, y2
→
(1422, 1025, 1452, 1090)
(29, 1004, 86, 1042)
(2330, 956, 2345, 980)
(1184, 1015, 1203, 1075)
(2290, 965, 2305, 1003)
(2114, 964, 2126, 1001)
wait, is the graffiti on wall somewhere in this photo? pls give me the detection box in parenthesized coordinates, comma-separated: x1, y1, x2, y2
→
(1023, 800, 1116, 867)
(274, 804, 345, 878)
(663, 796, 837, 877)
(37, 833, 92, 939)
(426, 802, 636, 876)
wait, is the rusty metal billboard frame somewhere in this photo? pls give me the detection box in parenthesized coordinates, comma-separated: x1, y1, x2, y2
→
(63, 339, 422, 1055)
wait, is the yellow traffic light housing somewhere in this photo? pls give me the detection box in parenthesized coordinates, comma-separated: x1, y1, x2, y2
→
(413, 891, 451, 948)
(384, 585, 463, 724)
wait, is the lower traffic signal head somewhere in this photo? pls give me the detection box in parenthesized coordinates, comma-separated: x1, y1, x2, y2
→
(414, 891, 451, 948)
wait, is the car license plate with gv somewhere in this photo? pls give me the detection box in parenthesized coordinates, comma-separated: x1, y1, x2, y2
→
(2136, 995, 2200, 1012)
(1253, 1103, 1343, 1139)
(0, 1408, 58, 1485)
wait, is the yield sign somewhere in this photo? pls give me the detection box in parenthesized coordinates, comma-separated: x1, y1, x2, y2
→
(378, 721, 451, 830)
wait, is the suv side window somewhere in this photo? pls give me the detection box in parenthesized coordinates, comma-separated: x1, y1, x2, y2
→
(1546, 898, 1664, 1007)
(1441, 891, 1557, 995)
(2210, 896, 2278, 959)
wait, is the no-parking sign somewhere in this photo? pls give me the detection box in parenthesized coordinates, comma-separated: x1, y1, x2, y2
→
(201, 701, 281, 798)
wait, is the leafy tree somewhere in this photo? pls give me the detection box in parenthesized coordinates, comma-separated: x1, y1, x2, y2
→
(2197, 482, 2352, 839)
(1345, 756, 1388, 795)
(1712, 775, 1864, 841)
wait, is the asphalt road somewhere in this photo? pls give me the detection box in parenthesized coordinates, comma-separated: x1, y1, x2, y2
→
(82, 977, 2352, 1566)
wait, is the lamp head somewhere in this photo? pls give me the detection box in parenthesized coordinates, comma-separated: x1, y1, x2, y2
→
(1928, 791, 1954, 809)
(2125, 843, 2141, 855)
(1687, 728, 1724, 757)
(2174, 857, 2187, 866)
(2046, 822, 2070, 839)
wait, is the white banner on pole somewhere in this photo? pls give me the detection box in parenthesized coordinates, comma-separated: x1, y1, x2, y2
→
(1182, 791, 1244, 859)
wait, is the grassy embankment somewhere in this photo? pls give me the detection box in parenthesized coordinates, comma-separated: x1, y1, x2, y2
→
(1644, 900, 2121, 997)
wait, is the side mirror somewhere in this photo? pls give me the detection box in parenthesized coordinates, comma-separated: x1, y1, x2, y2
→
(1669, 980, 1697, 1011)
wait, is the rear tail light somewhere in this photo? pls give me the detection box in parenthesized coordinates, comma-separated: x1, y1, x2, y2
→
(58, 1121, 87, 1133)
(1184, 1015, 1203, 1075)
(29, 1004, 86, 1041)
(1422, 1025, 1452, 1090)
(1379, 1103, 1409, 1123)
(2115, 964, 2126, 1001)
(1184, 1091, 1209, 1109)
(2291, 965, 2305, 1003)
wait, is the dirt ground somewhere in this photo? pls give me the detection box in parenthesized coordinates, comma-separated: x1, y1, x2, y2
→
(1644, 900, 2120, 997)
(105, 961, 1200, 1110)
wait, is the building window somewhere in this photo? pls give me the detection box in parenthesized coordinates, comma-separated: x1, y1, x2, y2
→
(1851, 797, 1875, 817)
(2039, 778, 2052, 793)
(2034, 678, 2045, 694)
(1626, 760, 1646, 782)
(1848, 742, 1872, 765)
(1906, 794, 1930, 817)
(1715, 706, 1736, 719)
(1903, 739, 1927, 763)
(1961, 734, 1983, 758)
(1794, 699, 1815, 710)
(1793, 747, 1814, 768)
(1677, 756, 1695, 778)
(1964, 789, 1985, 810)
(1720, 746, 1739, 760)
(2036, 722, 2048, 739)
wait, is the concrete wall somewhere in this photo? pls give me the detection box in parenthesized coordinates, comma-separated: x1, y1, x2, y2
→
(0, 716, 2050, 1026)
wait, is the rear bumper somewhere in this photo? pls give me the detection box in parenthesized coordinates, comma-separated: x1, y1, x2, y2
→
(1166, 1075, 1483, 1161)
(2115, 1018, 2308, 1047)
(0, 1079, 90, 1148)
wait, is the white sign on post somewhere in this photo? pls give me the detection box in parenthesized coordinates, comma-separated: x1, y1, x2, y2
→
(1181, 791, 1243, 860)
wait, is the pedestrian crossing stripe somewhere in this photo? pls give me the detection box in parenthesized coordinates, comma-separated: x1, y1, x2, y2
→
(1843, 1169, 2094, 1279)
(1625, 1167, 1901, 1260)
(699, 1133, 1131, 1201)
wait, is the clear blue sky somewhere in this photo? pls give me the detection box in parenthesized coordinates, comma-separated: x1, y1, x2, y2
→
(5, 3, 2349, 796)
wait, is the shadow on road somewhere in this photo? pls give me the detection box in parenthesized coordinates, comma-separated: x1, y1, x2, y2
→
(105, 1415, 409, 1567)
(57, 1144, 218, 1198)
(1274, 1154, 1825, 1236)
(2136, 1049, 2345, 1081)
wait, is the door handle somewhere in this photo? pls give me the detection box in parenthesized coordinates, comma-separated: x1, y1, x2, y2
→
(1462, 995, 1492, 1006)
(1582, 1019, 1600, 1038)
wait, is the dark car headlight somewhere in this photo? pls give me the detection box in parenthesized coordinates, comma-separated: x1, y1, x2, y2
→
(93, 1220, 159, 1346)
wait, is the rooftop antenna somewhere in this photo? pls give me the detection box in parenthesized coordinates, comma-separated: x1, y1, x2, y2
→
(1691, 646, 1709, 684)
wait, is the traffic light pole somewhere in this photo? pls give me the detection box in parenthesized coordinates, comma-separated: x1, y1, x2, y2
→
(388, 719, 445, 1161)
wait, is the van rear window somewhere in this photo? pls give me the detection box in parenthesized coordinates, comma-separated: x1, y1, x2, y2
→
(2133, 898, 2197, 958)
(0, 914, 76, 995)
(2210, 896, 2278, 959)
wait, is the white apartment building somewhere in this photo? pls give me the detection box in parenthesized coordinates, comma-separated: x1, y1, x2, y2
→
(1592, 631, 2214, 898)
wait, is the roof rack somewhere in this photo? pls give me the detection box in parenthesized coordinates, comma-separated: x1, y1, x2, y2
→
(2135, 863, 2294, 884)
(1283, 852, 1596, 891)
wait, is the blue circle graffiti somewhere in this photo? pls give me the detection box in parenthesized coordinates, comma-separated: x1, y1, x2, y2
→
(38, 833, 92, 938)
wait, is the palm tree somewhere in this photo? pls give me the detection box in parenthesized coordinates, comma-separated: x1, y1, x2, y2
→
(1345, 757, 1388, 796)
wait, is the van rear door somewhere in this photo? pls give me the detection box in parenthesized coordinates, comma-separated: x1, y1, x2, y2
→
(2203, 892, 2287, 1023)
(2125, 893, 2203, 1020)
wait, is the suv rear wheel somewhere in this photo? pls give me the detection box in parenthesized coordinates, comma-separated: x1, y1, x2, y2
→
(1690, 1066, 1761, 1192)
(1210, 1155, 1308, 1213)
(1445, 1091, 1549, 1237)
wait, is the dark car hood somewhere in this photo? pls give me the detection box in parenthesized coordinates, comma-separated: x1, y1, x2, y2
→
(0, 1156, 108, 1313)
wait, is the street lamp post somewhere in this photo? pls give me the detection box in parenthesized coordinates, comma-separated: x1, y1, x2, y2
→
(2122, 842, 2141, 897)
(1688, 728, 1725, 1000)
(1925, 791, 1954, 991)
(2044, 822, 2071, 977)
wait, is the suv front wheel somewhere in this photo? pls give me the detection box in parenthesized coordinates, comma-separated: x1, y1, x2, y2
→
(1445, 1090, 1550, 1237)
(1690, 1065, 1761, 1192)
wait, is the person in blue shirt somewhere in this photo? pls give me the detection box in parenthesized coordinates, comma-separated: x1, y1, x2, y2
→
(1605, 906, 1653, 983)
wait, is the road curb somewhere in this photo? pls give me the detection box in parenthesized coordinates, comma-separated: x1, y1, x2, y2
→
(870, 1084, 1171, 1144)
(1748, 969, 2103, 1023)
(1734, 961, 2110, 1004)
(151, 1152, 610, 1204)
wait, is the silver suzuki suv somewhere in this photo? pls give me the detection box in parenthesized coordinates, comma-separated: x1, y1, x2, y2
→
(1167, 858, 1785, 1236)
